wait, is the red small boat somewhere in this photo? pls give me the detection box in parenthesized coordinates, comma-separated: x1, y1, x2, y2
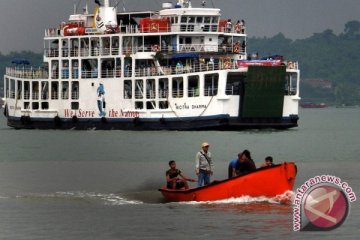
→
(159, 162, 297, 202)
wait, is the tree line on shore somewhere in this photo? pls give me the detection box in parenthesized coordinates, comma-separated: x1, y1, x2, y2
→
(1, 20, 359, 105)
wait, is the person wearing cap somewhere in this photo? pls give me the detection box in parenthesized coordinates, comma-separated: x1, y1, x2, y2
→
(195, 142, 213, 187)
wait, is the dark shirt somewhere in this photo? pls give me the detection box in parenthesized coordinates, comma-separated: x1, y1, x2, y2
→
(235, 159, 256, 175)
(166, 169, 181, 179)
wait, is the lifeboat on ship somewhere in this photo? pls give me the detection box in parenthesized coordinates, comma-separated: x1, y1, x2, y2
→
(61, 22, 86, 36)
(159, 162, 297, 202)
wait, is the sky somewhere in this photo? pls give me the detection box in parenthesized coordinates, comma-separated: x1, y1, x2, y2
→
(0, 0, 359, 54)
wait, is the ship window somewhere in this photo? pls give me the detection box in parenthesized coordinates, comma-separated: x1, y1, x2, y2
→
(41, 102, 49, 110)
(159, 78, 168, 99)
(71, 102, 79, 110)
(172, 77, 183, 98)
(81, 59, 98, 78)
(32, 102, 39, 110)
(62, 60, 69, 79)
(204, 73, 218, 96)
(61, 39, 69, 57)
(226, 73, 245, 95)
(146, 101, 156, 109)
(71, 81, 79, 100)
(159, 101, 168, 109)
(115, 58, 121, 77)
(24, 81, 30, 100)
(17, 80, 22, 100)
(90, 37, 100, 56)
(80, 38, 89, 57)
(188, 75, 199, 97)
(101, 37, 110, 55)
(146, 79, 156, 99)
(41, 82, 49, 100)
(62, 81, 69, 99)
(32, 82, 39, 100)
(23, 102, 30, 110)
(51, 60, 59, 79)
(204, 17, 211, 23)
(188, 17, 195, 23)
(51, 82, 59, 100)
(111, 36, 119, 55)
(196, 17, 203, 23)
(181, 17, 187, 23)
(72, 60, 79, 79)
(5, 77, 9, 98)
(70, 38, 79, 57)
(212, 17, 219, 23)
(124, 80, 132, 99)
(135, 79, 144, 99)
(101, 58, 115, 78)
(135, 101, 143, 109)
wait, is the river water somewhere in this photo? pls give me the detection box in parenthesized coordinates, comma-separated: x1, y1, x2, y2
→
(0, 108, 359, 239)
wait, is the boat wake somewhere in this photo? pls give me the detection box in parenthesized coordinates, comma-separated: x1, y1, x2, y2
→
(179, 190, 294, 205)
(15, 191, 144, 205)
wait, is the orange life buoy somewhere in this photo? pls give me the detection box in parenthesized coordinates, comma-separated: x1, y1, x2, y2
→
(151, 44, 160, 52)
(233, 44, 240, 54)
(150, 22, 159, 32)
(224, 61, 231, 69)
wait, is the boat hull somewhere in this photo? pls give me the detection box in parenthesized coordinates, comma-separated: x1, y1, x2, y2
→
(159, 162, 297, 202)
(6, 115, 298, 130)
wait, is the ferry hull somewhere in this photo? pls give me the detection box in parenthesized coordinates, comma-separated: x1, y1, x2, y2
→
(6, 115, 298, 130)
(159, 162, 297, 202)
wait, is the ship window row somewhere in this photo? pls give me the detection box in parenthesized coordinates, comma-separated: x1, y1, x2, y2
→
(123, 74, 218, 102)
(4, 79, 79, 101)
(45, 34, 246, 58)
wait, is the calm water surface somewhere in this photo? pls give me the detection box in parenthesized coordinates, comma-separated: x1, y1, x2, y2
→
(0, 108, 359, 239)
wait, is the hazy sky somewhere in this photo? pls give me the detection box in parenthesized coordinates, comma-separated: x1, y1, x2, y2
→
(0, 0, 359, 54)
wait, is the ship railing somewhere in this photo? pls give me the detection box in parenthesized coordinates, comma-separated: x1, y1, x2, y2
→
(32, 92, 39, 100)
(139, 25, 170, 33)
(51, 92, 58, 100)
(24, 92, 30, 100)
(218, 26, 246, 34)
(71, 92, 79, 100)
(133, 61, 236, 77)
(171, 90, 184, 98)
(81, 70, 98, 79)
(5, 67, 49, 79)
(45, 48, 59, 57)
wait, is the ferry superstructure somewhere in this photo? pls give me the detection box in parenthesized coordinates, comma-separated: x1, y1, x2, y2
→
(3, 0, 300, 130)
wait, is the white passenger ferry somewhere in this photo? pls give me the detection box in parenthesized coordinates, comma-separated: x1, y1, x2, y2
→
(3, 0, 300, 130)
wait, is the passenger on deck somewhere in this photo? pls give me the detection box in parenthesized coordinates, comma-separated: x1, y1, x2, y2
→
(166, 160, 195, 189)
(261, 156, 274, 168)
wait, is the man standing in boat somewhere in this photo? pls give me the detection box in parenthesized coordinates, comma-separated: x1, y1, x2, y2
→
(195, 142, 213, 187)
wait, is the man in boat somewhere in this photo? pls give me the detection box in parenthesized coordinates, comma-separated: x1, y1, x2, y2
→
(260, 156, 274, 167)
(229, 150, 256, 178)
(166, 160, 195, 190)
(195, 142, 213, 187)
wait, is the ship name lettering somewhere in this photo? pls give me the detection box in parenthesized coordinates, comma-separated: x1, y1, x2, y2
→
(192, 104, 207, 109)
(175, 103, 190, 110)
(120, 110, 140, 118)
